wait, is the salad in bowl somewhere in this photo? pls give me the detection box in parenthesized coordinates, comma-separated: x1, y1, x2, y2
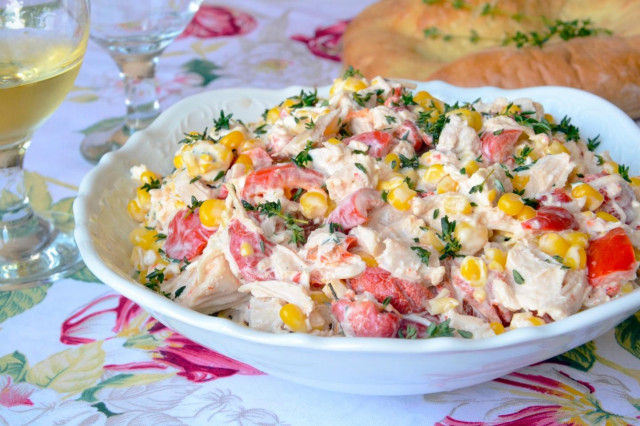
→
(74, 71, 640, 394)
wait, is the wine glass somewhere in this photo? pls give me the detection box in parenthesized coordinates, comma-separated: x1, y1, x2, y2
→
(0, 0, 89, 289)
(80, 0, 203, 163)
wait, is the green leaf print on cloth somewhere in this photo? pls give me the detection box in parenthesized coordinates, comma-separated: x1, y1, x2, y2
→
(551, 340, 597, 371)
(0, 286, 51, 325)
(615, 311, 640, 359)
(182, 58, 221, 86)
(25, 341, 105, 397)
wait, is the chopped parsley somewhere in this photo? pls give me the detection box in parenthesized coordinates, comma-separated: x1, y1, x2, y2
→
(213, 111, 233, 132)
(411, 246, 431, 265)
(399, 154, 420, 169)
(342, 65, 363, 79)
(551, 116, 580, 141)
(469, 169, 495, 194)
(174, 286, 186, 299)
(618, 164, 631, 182)
(179, 128, 214, 145)
(247, 200, 308, 244)
(140, 177, 161, 192)
(292, 140, 314, 167)
(513, 269, 525, 284)
(586, 135, 601, 152)
(354, 163, 368, 174)
(437, 216, 462, 260)
(289, 89, 319, 109)
(426, 319, 455, 338)
(213, 170, 225, 181)
(513, 146, 533, 165)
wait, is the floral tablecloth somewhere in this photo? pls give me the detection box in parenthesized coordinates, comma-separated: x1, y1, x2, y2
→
(2, 1, 640, 424)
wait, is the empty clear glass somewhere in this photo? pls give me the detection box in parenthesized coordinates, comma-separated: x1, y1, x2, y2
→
(80, 0, 203, 163)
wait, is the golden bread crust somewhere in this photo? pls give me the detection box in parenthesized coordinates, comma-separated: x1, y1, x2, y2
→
(343, 0, 640, 117)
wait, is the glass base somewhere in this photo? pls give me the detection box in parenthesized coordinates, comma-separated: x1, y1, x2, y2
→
(80, 124, 129, 164)
(0, 215, 83, 290)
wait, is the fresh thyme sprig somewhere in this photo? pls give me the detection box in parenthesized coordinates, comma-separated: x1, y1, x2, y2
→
(244, 200, 309, 244)
(437, 216, 462, 260)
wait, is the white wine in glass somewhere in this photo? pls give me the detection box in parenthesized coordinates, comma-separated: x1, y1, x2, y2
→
(79, 0, 203, 163)
(0, 0, 89, 289)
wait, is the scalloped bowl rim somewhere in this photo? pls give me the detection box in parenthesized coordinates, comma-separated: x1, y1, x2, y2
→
(74, 83, 640, 357)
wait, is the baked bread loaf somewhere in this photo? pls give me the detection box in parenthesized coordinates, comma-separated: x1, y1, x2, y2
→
(342, 0, 640, 118)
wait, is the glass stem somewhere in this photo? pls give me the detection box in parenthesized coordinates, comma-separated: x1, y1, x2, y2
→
(0, 137, 49, 259)
(113, 54, 161, 137)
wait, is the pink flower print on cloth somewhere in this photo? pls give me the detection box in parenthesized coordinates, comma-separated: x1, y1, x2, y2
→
(0, 376, 36, 408)
(61, 294, 262, 382)
(181, 5, 257, 39)
(292, 20, 349, 62)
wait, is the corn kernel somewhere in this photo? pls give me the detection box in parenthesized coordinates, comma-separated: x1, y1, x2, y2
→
(596, 211, 619, 222)
(429, 297, 459, 315)
(544, 113, 555, 124)
(516, 205, 537, 221)
(136, 187, 151, 207)
(444, 195, 473, 215)
(462, 160, 479, 176)
(486, 188, 497, 203)
(490, 322, 505, 335)
(454, 222, 488, 255)
(237, 138, 262, 153)
(497, 193, 525, 216)
(266, 107, 280, 124)
(485, 248, 507, 269)
(621, 282, 635, 294)
(310, 291, 331, 304)
(173, 154, 184, 169)
(563, 231, 589, 248)
(387, 182, 417, 211)
(240, 241, 254, 257)
(199, 199, 226, 228)
(343, 77, 368, 92)
(129, 227, 160, 251)
(279, 303, 309, 333)
(219, 130, 245, 149)
(545, 140, 570, 155)
(460, 256, 487, 287)
(200, 153, 214, 163)
(564, 244, 587, 270)
(140, 171, 159, 184)
(630, 176, 640, 189)
(413, 91, 445, 112)
(529, 317, 546, 326)
(359, 253, 378, 267)
(235, 154, 253, 168)
(300, 190, 329, 219)
(423, 164, 446, 184)
(127, 200, 146, 222)
(511, 174, 529, 192)
(420, 228, 444, 252)
(602, 160, 619, 175)
(377, 174, 405, 192)
(402, 169, 418, 187)
(326, 137, 342, 145)
(501, 103, 521, 115)
(473, 288, 487, 302)
(571, 183, 604, 211)
(436, 175, 458, 194)
(538, 232, 570, 258)
(446, 108, 483, 132)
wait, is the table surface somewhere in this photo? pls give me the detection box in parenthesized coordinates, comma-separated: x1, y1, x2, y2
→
(2, 1, 640, 424)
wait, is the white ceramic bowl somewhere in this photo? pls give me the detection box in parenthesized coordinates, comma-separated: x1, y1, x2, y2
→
(74, 82, 640, 395)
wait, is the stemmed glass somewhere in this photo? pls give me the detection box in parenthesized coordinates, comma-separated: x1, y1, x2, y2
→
(0, 0, 89, 289)
(80, 0, 203, 163)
